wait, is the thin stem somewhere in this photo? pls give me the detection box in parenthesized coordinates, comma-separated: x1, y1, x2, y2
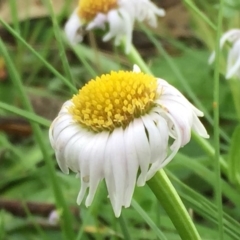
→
(213, 0, 224, 237)
(125, 45, 152, 75)
(147, 170, 201, 240)
(131, 199, 167, 240)
(118, 215, 132, 240)
(229, 79, 240, 121)
(0, 101, 51, 128)
(44, 0, 75, 89)
(183, 0, 216, 30)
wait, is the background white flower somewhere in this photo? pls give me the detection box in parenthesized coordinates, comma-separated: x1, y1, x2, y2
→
(209, 29, 240, 79)
(49, 65, 209, 217)
(65, 0, 165, 53)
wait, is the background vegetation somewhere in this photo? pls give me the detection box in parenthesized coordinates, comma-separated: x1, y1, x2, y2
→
(0, 0, 240, 239)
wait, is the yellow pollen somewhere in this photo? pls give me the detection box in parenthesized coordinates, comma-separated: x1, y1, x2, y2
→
(69, 70, 158, 132)
(78, 0, 118, 22)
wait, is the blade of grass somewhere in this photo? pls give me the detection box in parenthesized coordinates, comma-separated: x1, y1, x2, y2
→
(166, 170, 240, 240)
(43, 0, 75, 87)
(131, 199, 168, 240)
(0, 102, 51, 127)
(0, 18, 77, 93)
(174, 153, 240, 208)
(183, 0, 216, 31)
(118, 215, 132, 240)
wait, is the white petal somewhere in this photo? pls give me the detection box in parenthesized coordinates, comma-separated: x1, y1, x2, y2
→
(117, 8, 134, 53)
(104, 128, 126, 217)
(209, 29, 240, 64)
(54, 124, 82, 173)
(64, 128, 91, 173)
(86, 13, 107, 30)
(192, 114, 209, 138)
(132, 118, 151, 186)
(103, 10, 125, 42)
(64, 9, 83, 44)
(76, 132, 97, 205)
(226, 40, 240, 79)
(85, 131, 109, 206)
(133, 64, 141, 73)
(141, 114, 163, 163)
(146, 111, 181, 180)
(103, 9, 134, 53)
(123, 122, 138, 207)
(157, 99, 192, 146)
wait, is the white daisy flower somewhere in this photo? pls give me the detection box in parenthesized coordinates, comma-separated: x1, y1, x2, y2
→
(49, 65, 209, 217)
(64, 0, 165, 53)
(209, 29, 240, 79)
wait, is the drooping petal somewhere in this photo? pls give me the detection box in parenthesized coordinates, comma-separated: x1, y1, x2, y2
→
(226, 39, 240, 79)
(146, 111, 181, 180)
(102, 9, 126, 43)
(132, 118, 151, 187)
(191, 114, 209, 138)
(141, 114, 163, 163)
(209, 29, 240, 64)
(85, 131, 109, 206)
(104, 128, 126, 217)
(76, 131, 97, 205)
(86, 13, 107, 30)
(123, 122, 139, 207)
(64, 9, 84, 44)
(102, 8, 134, 53)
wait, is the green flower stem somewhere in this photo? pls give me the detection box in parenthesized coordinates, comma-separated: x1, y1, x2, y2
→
(147, 170, 201, 240)
(183, 0, 216, 31)
(126, 44, 152, 75)
(229, 79, 240, 121)
(213, 0, 224, 237)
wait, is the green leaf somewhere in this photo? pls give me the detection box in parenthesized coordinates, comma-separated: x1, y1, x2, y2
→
(228, 124, 240, 184)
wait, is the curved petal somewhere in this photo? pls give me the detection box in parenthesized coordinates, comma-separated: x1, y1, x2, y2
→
(146, 111, 181, 180)
(141, 114, 164, 163)
(192, 114, 209, 138)
(104, 128, 126, 217)
(226, 40, 240, 79)
(132, 118, 151, 186)
(209, 29, 240, 64)
(85, 131, 109, 206)
(123, 122, 139, 207)
(76, 131, 97, 205)
(103, 10, 125, 42)
(86, 13, 107, 30)
(64, 9, 84, 44)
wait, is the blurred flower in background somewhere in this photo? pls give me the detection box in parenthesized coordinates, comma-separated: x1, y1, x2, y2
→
(49, 65, 208, 217)
(64, 0, 165, 53)
(209, 29, 240, 79)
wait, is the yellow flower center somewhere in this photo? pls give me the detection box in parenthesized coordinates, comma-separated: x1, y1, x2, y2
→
(78, 0, 118, 22)
(69, 70, 158, 132)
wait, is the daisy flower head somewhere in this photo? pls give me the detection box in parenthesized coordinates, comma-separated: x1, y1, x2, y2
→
(65, 0, 165, 53)
(209, 29, 240, 79)
(49, 65, 209, 217)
